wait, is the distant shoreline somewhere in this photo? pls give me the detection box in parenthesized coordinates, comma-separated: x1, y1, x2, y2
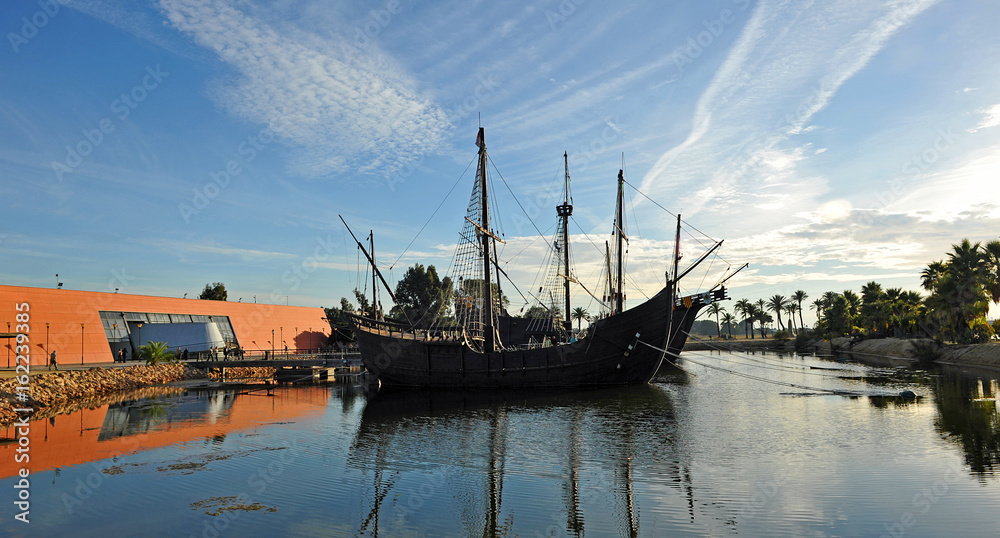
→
(684, 335, 1000, 371)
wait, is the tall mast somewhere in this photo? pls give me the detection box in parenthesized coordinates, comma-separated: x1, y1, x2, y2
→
(615, 169, 625, 315)
(478, 127, 496, 353)
(370, 230, 378, 319)
(558, 152, 574, 331)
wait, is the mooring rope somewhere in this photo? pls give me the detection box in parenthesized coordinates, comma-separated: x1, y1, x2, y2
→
(638, 339, 875, 396)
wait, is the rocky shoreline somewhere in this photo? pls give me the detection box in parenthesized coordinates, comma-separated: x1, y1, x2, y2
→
(0, 363, 205, 428)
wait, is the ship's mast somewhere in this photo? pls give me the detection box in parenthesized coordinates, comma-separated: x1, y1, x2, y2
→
(558, 152, 574, 332)
(615, 169, 625, 315)
(478, 128, 496, 353)
(370, 231, 379, 320)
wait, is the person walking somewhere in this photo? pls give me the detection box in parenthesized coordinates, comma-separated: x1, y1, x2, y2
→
(49, 350, 58, 370)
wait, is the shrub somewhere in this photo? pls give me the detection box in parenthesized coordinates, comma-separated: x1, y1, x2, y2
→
(910, 339, 942, 364)
(794, 329, 816, 352)
(138, 341, 178, 365)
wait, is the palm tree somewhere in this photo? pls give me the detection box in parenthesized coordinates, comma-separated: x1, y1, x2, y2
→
(767, 295, 788, 332)
(921, 260, 947, 291)
(755, 299, 767, 336)
(792, 290, 808, 330)
(706, 303, 725, 337)
(811, 298, 825, 321)
(734, 299, 752, 338)
(571, 307, 590, 332)
(842, 290, 861, 320)
(138, 341, 177, 365)
(720, 313, 735, 339)
(784, 303, 798, 335)
(745, 304, 760, 339)
(759, 312, 774, 338)
(983, 239, 1000, 304)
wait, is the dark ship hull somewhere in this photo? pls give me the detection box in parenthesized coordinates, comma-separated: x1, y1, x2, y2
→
(349, 287, 722, 389)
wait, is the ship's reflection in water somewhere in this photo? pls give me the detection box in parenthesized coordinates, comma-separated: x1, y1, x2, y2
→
(348, 385, 685, 537)
(1, 352, 1000, 536)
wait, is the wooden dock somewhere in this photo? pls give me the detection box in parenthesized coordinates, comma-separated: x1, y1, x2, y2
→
(274, 364, 365, 384)
(187, 352, 367, 384)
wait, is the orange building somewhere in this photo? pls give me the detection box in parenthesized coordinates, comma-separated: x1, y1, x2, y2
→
(0, 386, 332, 479)
(0, 285, 331, 367)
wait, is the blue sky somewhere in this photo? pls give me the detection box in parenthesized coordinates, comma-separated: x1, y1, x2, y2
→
(2, 0, 999, 324)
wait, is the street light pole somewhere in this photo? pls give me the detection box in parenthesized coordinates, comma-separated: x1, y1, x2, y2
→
(81, 323, 85, 365)
(271, 329, 274, 359)
(280, 327, 283, 358)
(46, 322, 50, 360)
(6, 321, 10, 368)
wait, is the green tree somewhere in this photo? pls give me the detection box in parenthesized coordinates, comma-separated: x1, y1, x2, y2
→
(755, 299, 767, 337)
(744, 303, 760, 339)
(571, 306, 590, 332)
(983, 239, 1000, 304)
(199, 282, 228, 301)
(353, 289, 373, 315)
(721, 312, 735, 339)
(524, 304, 557, 319)
(706, 303, 725, 337)
(734, 299, 752, 338)
(860, 281, 887, 335)
(924, 239, 991, 343)
(784, 303, 798, 335)
(767, 295, 787, 332)
(138, 341, 177, 365)
(390, 264, 453, 327)
(792, 290, 808, 329)
(324, 297, 358, 343)
(811, 298, 825, 322)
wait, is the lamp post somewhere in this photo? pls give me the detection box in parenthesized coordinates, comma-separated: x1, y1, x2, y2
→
(81, 323, 85, 365)
(46, 322, 50, 360)
(6, 321, 10, 368)
(280, 327, 283, 357)
(271, 329, 274, 359)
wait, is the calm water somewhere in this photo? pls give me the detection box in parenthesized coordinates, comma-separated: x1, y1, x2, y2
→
(2, 350, 1000, 537)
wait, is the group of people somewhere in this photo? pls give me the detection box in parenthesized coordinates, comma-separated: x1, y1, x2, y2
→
(169, 345, 244, 361)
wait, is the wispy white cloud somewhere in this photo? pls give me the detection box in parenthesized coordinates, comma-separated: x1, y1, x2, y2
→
(158, 0, 451, 178)
(639, 0, 941, 220)
(969, 103, 1000, 132)
(154, 239, 297, 262)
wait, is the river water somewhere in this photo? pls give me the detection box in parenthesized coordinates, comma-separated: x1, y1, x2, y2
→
(2, 350, 999, 537)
